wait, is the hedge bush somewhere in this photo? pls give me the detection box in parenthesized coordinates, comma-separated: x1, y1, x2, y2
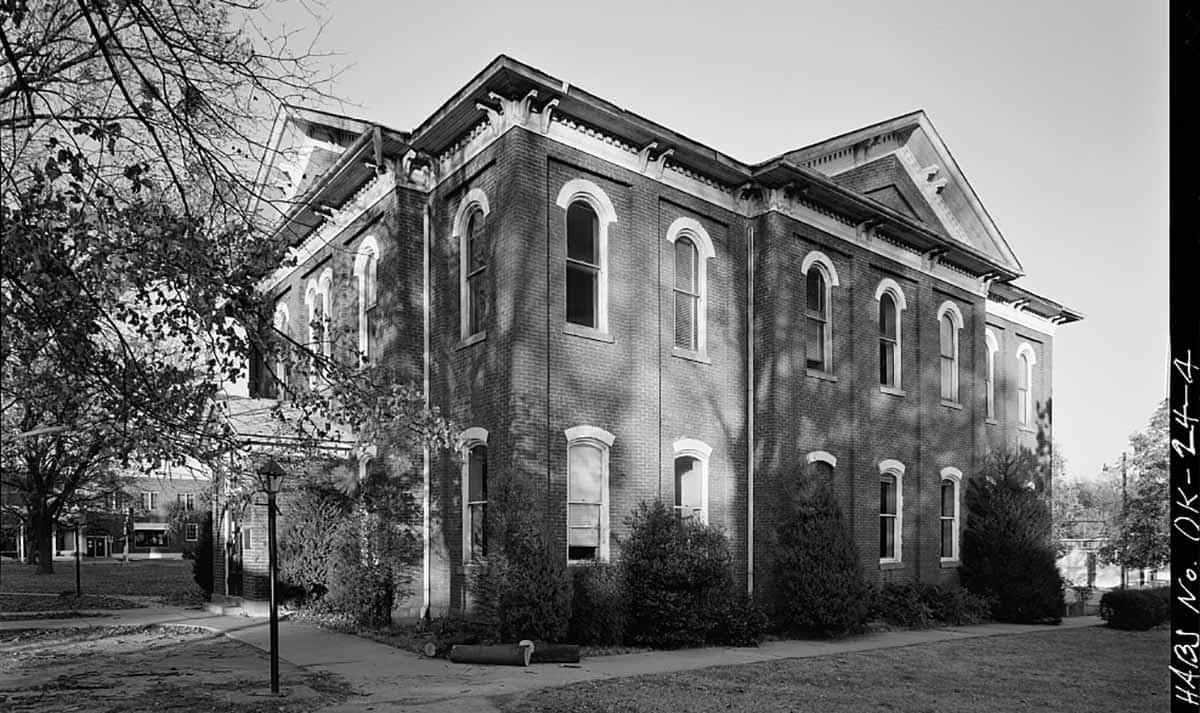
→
(568, 563, 625, 646)
(959, 453, 1064, 624)
(1099, 587, 1170, 630)
(278, 485, 353, 601)
(869, 583, 992, 628)
(471, 528, 573, 643)
(621, 500, 757, 648)
(772, 479, 871, 637)
(319, 552, 395, 629)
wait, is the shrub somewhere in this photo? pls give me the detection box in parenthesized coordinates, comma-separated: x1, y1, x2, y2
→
(1099, 587, 1170, 630)
(959, 450, 1064, 624)
(320, 558, 395, 629)
(709, 589, 769, 647)
(869, 583, 992, 628)
(772, 479, 871, 637)
(870, 583, 935, 628)
(621, 500, 750, 648)
(568, 562, 625, 646)
(191, 512, 214, 599)
(278, 485, 352, 601)
(923, 585, 993, 626)
(471, 528, 573, 643)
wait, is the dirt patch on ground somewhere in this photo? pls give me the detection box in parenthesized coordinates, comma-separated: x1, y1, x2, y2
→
(0, 625, 356, 712)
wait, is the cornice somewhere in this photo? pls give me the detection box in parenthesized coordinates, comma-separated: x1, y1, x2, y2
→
(259, 169, 398, 294)
(985, 298, 1059, 336)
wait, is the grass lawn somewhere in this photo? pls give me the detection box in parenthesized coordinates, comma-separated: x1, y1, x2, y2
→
(0, 559, 204, 605)
(498, 626, 1167, 713)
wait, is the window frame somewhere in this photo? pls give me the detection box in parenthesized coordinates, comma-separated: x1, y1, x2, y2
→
(304, 268, 332, 389)
(874, 279, 908, 391)
(556, 179, 618, 338)
(454, 189, 491, 342)
(939, 467, 963, 563)
(141, 491, 158, 511)
(801, 251, 840, 374)
(353, 235, 380, 362)
(458, 427, 490, 565)
(985, 328, 999, 421)
(665, 217, 716, 357)
(565, 425, 615, 563)
(878, 459, 905, 564)
(272, 302, 290, 391)
(937, 301, 964, 404)
(185, 523, 199, 542)
(672, 438, 712, 524)
(1016, 342, 1038, 426)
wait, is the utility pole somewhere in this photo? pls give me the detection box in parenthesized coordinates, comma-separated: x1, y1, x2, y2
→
(1120, 452, 1128, 590)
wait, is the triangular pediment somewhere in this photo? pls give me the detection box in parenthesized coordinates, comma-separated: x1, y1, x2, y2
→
(773, 113, 1023, 273)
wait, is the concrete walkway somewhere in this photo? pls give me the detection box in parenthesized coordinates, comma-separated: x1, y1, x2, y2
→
(0, 605, 1104, 713)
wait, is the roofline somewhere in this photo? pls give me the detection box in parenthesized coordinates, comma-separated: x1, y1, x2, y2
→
(753, 109, 928, 167)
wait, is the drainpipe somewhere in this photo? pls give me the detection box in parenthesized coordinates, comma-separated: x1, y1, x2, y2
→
(422, 201, 432, 618)
(746, 224, 755, 596)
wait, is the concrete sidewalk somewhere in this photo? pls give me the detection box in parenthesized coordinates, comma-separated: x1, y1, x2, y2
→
(0, 606, 1104, 713)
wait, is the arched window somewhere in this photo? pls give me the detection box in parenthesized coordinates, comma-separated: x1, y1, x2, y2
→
(466, 210, 487, 334)
(666, 217, 715, 355)
(566, 201, 600, 328)
(354, 236, 379, 363)
(672, 438, 712, 523)
(565, 425, 615, 562)
(940, 467, 963, 562)
(673, 237, 699, 350)
(272, 302, 290, 392)
(878, 459, 905, 563)
(458, 427, 489, 564)
(806, 269, 829, 370)
(304, 273, 330, 391)
(802, 252, 839, 373)
(557, 179, 617, 336)
(985, 329, 999, 420)
(1017, 343, 1038, 426)
(937, 301, 963, 403)
(875, 279, 907, 389)
(454, 188, 491, 340)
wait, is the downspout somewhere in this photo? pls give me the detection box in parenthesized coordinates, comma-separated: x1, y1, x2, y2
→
(422, 201, 432, 618)
(746, 223, 755, 597)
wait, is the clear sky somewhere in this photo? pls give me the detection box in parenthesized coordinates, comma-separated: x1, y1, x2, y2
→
(269, 0, 1168, 482)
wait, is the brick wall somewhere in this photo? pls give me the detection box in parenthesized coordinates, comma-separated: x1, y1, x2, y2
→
(248, 124, 1058, 615)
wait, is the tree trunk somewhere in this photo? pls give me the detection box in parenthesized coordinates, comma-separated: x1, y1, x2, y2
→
(32, 514, 54, 574)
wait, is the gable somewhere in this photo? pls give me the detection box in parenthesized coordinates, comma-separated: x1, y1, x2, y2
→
(834, 154, 945, 230)
(773, 114, 1023, 274)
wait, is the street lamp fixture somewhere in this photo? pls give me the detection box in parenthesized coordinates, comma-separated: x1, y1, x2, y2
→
(65, 506, 84, 597)
(258, 459, 286, 695)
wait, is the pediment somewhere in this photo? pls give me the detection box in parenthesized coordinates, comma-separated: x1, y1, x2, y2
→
(775, 113, 1022, 273)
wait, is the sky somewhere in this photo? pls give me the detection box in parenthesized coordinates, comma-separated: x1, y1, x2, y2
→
(267, 0, 1168, 483)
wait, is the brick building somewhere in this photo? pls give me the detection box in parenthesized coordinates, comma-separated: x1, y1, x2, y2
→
(235, 56, 1081, 617)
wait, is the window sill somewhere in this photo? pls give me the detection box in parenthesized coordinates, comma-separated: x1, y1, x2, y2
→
(879, 386, 906, 397)
(939, 399, 963, 410)
(940, 559, 959, 569)
(806, 369, 838, 383)
(672, 347, 711, 364)
(1017, 425, 1037, 434)
(879, 560, 904, 570)
(456, 331, 487, 350)
(985, 418, 999, 425)
(563, 323, 613, 343)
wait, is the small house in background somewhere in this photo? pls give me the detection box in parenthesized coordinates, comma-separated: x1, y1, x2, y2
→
(45, 467, 211, 561)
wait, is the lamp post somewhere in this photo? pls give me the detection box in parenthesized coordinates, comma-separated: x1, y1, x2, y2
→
(258, 460, 285, 695)
(65, 507, 83, 596)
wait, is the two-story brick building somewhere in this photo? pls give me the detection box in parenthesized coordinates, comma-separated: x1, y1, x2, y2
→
(227, 55, 1081, 618)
